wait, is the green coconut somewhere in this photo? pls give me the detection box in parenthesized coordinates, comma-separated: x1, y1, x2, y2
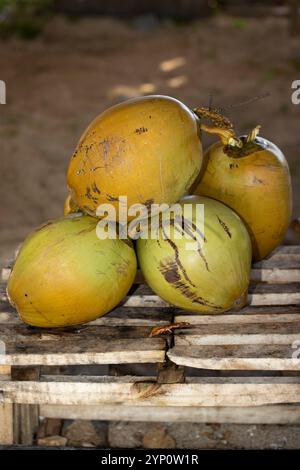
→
(7, 214, 137, 327)
(137, 195, 252, 313)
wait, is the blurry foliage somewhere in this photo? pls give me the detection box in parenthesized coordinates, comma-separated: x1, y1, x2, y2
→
(263, 68, 277, 81)
(0, 0, 55, 39)
(232, 17, 248, 30)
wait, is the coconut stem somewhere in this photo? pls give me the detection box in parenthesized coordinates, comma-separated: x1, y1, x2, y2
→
(200, 123, 242, 147)
(193, 106, 261, 154)
(193, 106, 242, 147)
(245, 125, 261, 144)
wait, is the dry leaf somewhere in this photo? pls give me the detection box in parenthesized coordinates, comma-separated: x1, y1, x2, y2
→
(149, 322, 190, 337)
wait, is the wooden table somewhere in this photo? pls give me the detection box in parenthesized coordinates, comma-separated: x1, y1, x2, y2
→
(0, 245, 300, 446)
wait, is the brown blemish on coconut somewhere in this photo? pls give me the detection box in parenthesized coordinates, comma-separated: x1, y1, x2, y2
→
(92, 182, 101, 194)
(217, 216, 232, 238)
(173, 217, 209, 271)
(159, 258, 219, 309)
(159, 259, 181, 284)
(106, 193, 119, 202)
(162, 228, 196, 288)
(135, 127, 148, 135)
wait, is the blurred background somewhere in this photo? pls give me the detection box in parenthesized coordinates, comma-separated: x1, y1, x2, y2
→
(0, 0, 300, 449)
(1, 0, 300, 265)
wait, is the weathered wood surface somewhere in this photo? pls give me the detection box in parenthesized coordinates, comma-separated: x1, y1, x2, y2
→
(168, 345, 300, 370)
(0, 366, 13, 445)
(1, 375, 300, 407)
(0, 338, 166, 366)
(40, 403, 300, 424)
(175, 306, 300, 321)
(0, 403, 13, 445)
(174, 321, 300, 345)
(12, 367, 40, 445)
(251, 246, 300, 282)
(13, 404, 39, 445)
(0, 315, 167, 365)
(0, 245, 299, 434)
(0, 366, 11, 375)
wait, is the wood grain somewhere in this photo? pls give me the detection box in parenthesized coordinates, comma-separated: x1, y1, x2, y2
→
(1, 375, 300, 407)
(174, 321, 300, 345)
(40, 403, 300, 424)
(0, 366, 13, 445)
(168, 345, 300, 370)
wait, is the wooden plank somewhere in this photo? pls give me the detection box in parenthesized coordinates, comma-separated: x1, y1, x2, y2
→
(174, 321, 300, 346)
(1, 268, 11, 283)
(0, 366, 11, 375)
(175, 318, 300, 329)
(0, 285, 7, 303)
(13, 404, 39, 446)
(0, 366, 13, 445)
(0, 311, 20, 325)
(0, 321, 167, 365)
(248, 283, 300, 306)
(37, 375, 300, 384)
(175, 314, 300, 326)
(253, 256, 300, 270)
(168, 345, 300, 370)
(40, 403, 300, 424)
(265, 246, 300, 257)
(176, 333, 300, 346)
(12, 367, 40, 445)
(0, 337, 166, 366)
(0, 323, 167, 366)
(0, 404, 14, 445)
(251, 268, 300, 283)
(0, 324, 156, 341)
(1, 375, 300, 407)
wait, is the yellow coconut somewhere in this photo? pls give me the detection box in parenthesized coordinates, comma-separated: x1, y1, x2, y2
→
(7, 214, 137, 327)
(137, 195, 252, 313)
(193, 124, 292, 260)
(67, 95, 203, 220)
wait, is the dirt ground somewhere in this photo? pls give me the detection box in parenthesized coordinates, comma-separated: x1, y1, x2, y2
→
(0, 14, 300, 263)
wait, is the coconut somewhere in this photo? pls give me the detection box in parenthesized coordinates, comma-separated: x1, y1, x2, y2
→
(67, 95, 202, 221)
(136, 195, 252, 313)
(193, 125, 292, 260)
(7, 214, 137, 327)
